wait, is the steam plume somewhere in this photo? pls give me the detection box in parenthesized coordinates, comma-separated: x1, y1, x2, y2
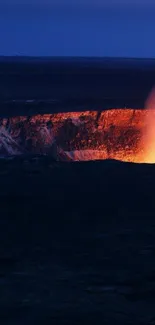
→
(144, 86, 155, 163)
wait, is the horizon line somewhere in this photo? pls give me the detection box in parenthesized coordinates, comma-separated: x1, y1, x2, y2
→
(0, 55, 155, 60)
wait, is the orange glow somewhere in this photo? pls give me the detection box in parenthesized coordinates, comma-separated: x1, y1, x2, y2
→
(142, 87, 155, 163)
(1, 106, 155, 163)
(40, 109, 155, 163)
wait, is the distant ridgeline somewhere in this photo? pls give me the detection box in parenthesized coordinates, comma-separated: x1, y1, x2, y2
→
(0, 57, 155, 112)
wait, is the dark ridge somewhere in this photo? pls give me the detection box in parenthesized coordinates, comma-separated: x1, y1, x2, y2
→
(0, 100, 143, 119)
(0, 56, 155, 116)
(1, 56, 155, 64)
(0, 158, 155, 199)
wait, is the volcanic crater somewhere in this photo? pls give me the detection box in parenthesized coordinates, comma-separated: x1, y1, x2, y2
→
(0, 108, 154, 163)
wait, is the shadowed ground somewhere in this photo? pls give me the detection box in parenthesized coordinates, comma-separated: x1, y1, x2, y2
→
(1, 158, 155, 324)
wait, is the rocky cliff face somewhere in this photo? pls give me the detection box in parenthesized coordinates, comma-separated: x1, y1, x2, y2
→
(0, 109, 151, 163)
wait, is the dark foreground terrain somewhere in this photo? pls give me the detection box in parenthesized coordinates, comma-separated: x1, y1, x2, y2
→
(1, 157, 155, 324)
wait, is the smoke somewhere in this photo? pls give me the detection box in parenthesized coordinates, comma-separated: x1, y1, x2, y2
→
(144, 86, 155, 163)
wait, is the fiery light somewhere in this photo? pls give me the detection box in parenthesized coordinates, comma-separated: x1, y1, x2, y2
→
(142, 87, 155, 163)
(1, 94, 155, 163)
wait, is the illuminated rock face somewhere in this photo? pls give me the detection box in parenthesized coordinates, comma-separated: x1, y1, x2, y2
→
(0, 109, 153, 163)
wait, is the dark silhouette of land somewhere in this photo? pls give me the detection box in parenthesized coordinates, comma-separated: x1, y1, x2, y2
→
(0, 57, 155, 117)
(1, 57, 155, 324)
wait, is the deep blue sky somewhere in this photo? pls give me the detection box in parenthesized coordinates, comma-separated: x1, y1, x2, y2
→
(1, 1, 155, 57)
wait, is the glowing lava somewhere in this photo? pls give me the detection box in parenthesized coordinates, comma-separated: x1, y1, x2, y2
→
(0, 108, 148, 162)
(0, 94, 155, 163)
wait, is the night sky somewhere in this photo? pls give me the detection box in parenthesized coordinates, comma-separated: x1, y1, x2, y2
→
(1, 0, 155, 57)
